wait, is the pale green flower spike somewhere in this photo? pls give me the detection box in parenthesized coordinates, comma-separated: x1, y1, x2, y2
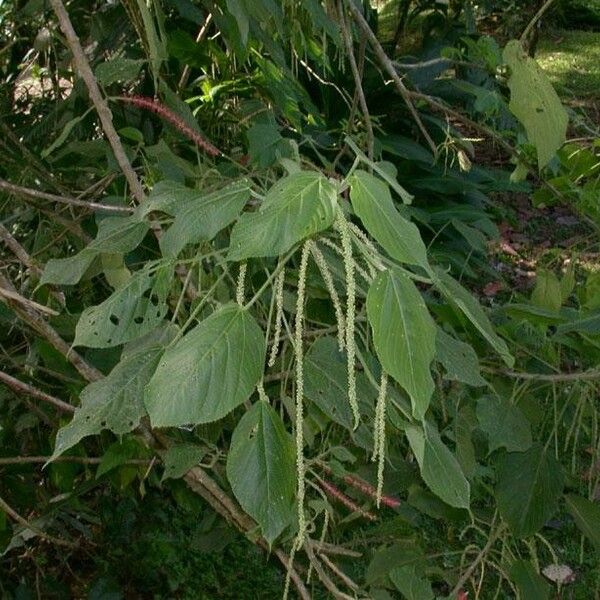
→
(348, 221, 381, 277)
(312, 242, 346, 350)
(319, 236, 372, 284)
(267, 267, 286, 368)
(256, 380, 268, 403)
(235, 262, 247, 306)
(294, 240, 311, 544)
(373, 371, 388, 508)
(335, 211, 360, 429)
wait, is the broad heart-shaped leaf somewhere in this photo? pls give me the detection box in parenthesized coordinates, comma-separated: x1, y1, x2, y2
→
(435, 328, 486, 387)
(51, 345, 163, 460)
(159, 180, 250, 257)
(304, 337, 356, 430)
(41, 216, 149, 286)
(74, 263, 173, 348)
(565, 494, 600, 552)
(476, 395, 532, 453)
(161, 444, 206, 482)
(349, 170, 429, 271)
(504, 40, 568, 169)
(531, 269, 562, 313)
(367, 269, 436, 419)
(509, 560, 551, 600)
(304, 336, 378, 431)
(145, 305, 265, 426)
(226, 400, 295, 546)
(389, 566, 434, 600)
(227, 171, 337, 261)
(405, 421, 470, 509)
(95, 57, 145, 85)
(495, 445, 564, 537)
(433, 269, 514, 367)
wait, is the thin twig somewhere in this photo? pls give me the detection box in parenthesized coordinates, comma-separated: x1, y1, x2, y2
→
(0, 494, 78, 549)
(0, 178, 132, 213)
(48, 0, 146, 203)
(345, 0, 438, 157)
(338, 0, 374, 161)
(450, 521, 504, 598)
(0, 272, 103, 382)
(520, 0, 557, 44)
(0, 370, 75, 413)
(0, 456, 152, 466)
(484, 367, 600, 382)
(0, 286, 59, 316)
(318, 551, 360, 592)
(304, 540, 357, 600)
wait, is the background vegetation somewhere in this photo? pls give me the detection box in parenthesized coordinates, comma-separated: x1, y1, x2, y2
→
(1, 0, 599, 598)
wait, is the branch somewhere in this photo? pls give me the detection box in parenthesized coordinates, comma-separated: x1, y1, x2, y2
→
(338, 0, 374, 161)
(520, 0, 557, 44)
(48, 0, 146, 203)
(0, 286, 59, 316)
(0, 456, 152, 465)
(0, 178, 133, 213)
(0, 271, 103, 382)
(344, 0, 438, 157)
(0, 222, 66, 305)
(0, 494, 78, 549)
(0, 370, 75, 413)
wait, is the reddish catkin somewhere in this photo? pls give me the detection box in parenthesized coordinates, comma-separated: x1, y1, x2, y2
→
(320, 464, 401, 509)
(319, 479, 377, 522)
(116, 96, 221, 156)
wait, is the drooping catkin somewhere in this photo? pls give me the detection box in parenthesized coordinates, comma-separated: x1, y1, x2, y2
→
(294, 240, 311, 543)
(373, 371, 388, 508)
(267, 267, 286, 368)
(235, 262, 247, 306)
(311, 242, 346, 350)
(335, 211, 360, 429)
(348, 221, 381, 277)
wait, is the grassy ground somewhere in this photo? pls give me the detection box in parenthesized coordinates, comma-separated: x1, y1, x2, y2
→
(537, 29, 600, 99)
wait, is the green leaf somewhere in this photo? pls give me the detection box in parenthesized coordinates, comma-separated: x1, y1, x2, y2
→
(565, 494, 600, 552)
(161, 444, 206, 481)
(226, 400, 295, 545)
(74, 264, 173, 348)
(389, 566, 434, 600)
(51, 345, 163, 459)
(225, 0, 249, 45)
(246, 122, 291, 168)
(531, 269, 562, 313)
(227, 171, 337, 261)
(42, 112, 89, 158)
(145, 305, 265, 426)
(434, 269, 514, 367)
(503, 40, 568, 169)
(454, 405, 478, 479)
(40, 251, 97, 286)
(556, 312, 600, 336)
(304, 337, 355, 430)
(367, 269, 436, 419)
(96, 438, 147, 478)
(349, 170, 429, 271)
(476, 395, 532, 453)
(435, 328, 486, 387)
(509, 560, 551, 600)
(95, 57, 145, 85)
(405, 421, 470, 509)
(40, 216, 149, 286)
(495, 445, 564, 537)
(159, 180, 250, 257)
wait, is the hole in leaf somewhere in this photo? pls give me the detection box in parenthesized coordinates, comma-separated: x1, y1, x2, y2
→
(150, 293, 159, 306)
(109, 314, 120, 325)
(100, 420, 107, 427)
(142, 289, 152, 299)
(134, 316, 144, 324)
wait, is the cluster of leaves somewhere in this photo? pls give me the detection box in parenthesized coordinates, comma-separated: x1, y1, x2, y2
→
(1, 1, 599, 598)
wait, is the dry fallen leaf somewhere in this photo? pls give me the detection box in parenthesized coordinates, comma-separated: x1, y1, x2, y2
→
(542, 564, 575, 585)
